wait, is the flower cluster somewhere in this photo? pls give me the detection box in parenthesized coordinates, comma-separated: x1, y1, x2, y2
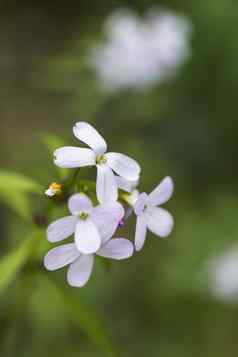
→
(90, 8, 192, 91)
(44, 122, 174, 287)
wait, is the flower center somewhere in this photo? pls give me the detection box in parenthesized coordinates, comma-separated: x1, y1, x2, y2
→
(96, 154, 107, 165)
(50, 182, 62, 192)
(79, 211, 89, 220)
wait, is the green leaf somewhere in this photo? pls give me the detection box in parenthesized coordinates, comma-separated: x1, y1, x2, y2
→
(42, 133, 66, 154)
(0, 237, 34, 294)
(44, 276, 117, 357)
(0, 170, 43, 220)
(0, 190, 31, 220)
(0, 170, 42, 194)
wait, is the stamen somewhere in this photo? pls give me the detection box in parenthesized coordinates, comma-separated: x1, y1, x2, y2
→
(79, 212, 89, 220)
(96, 154, 107, 165)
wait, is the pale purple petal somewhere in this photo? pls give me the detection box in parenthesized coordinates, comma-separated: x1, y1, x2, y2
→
(134, 192, 148, 216)
(91, 201, 125, 243)
(105, 152, 141, 181)
(67, 254, 94, 287)
(54, 146, 95, 168)
(96, 164, 118, 203)
(97, 238, 134, 260)
(145, 207, 174, 237)
(44, 243, 80, 271)
(75, 219, 101, 254)
(73, 122, 107, 155)
(115, 176, 139, 193)
(68, 193, 93, 215)
(148, 176, 174, 206)
(135, 214, 147, 251)
(47, 216, 77, 243)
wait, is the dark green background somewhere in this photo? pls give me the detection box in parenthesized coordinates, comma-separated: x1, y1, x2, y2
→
(1, 1, 238, 356)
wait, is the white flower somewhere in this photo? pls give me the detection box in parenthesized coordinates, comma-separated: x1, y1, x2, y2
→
(44, 238, 134, 287)
(90, 8, 192, 91)
(54, 122, 141, 203)
(47, 193, 124, 255)
(206, 247, 238, 301)
(134, 176, 174, 251)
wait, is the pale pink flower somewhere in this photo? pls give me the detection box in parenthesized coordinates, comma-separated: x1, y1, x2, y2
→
(47, 193, 124, 255)
(134, 176, 174, 251)
(54, 122, 141, 203)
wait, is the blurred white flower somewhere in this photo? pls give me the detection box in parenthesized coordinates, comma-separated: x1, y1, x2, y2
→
(44, 238, 134, 287)
(134, 176, 174, 251)
(47, 193, 124, 255)
(207, 247, 238, 301)
(90, 8, 192, 91)
(54, 122, 141, 203)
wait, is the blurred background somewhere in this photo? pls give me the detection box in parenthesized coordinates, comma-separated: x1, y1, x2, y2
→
(1, 0, 238, 356)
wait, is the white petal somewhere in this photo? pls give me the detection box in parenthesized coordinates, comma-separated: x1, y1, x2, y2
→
(73, 122, 107, 155)
(148, 177, 174, 206)
(145, 207, 174, 238)
(134, 192, 148, 216)
(75, 219, 101, 254)
(106, 152, 141, 181)
(96, 164, 118, 203)
(115, 176, 139, 193)
(97, 238, 134, 260)
(54, 146, 95, 168)
(68, 193, 92, 215)
(44, 243, 80, 271)
(47, 216, 77, 243)
(91, 201, 125, 243)
(67, 254, 94, 287)
(45, 188, 55, 197)
(135, 214, 147, 251)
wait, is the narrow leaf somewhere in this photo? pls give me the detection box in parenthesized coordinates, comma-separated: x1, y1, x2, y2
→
(0, 238, 34, 294)
(0, 171, 42, 220)
(0, 170, 42, 194)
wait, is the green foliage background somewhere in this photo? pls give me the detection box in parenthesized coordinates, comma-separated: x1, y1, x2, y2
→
(0, 0, 238, 356)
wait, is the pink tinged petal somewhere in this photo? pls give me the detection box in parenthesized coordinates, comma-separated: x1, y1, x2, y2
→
(96, 164, 118, 204)
(145, 207, 174, 238)
(47, 216, 77, 243)
(148, 176, 174, 207)
(91, 201, 125, 243)
(135, 214, 147, 251)
(75, 219, 101, 254)
(54, 147, 95, 168)
(44, 243, 80, 271)
(73, 122, 107, 155)
(134, 192, 148, 216)
(97, 238, 134, 260)
(105, 152, 141, 181)
(115, 176, 139, 193)
(68, 193, 93, 215)
(67, 254, 94, 287)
